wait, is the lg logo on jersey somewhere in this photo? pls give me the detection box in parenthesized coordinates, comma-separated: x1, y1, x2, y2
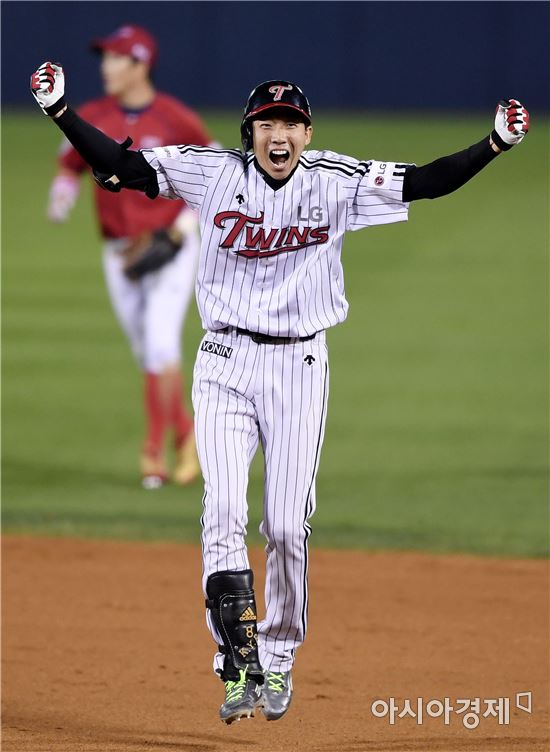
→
(298, 205, 323, 222)
(374, 162, 388, 186)
(214, 210, 330, 259)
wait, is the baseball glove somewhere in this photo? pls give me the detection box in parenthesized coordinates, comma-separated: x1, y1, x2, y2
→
(122, 227, 183, 280)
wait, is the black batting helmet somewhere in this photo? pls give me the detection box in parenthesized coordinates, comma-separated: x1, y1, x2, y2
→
(240, 80, 312, 152)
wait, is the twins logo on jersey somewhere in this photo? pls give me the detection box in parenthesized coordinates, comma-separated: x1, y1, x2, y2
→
(214, 210, 330, 259)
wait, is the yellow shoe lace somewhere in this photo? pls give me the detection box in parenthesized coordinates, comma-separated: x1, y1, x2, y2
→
(225, 669, 248, 703)
(266, 671, 285, 693)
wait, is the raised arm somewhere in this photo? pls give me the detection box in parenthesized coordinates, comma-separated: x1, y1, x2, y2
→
(403, 99, 529, 202)
(31, 62, 159, 198)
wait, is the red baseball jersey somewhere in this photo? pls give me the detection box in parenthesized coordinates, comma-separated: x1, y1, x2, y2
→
(59, 92, 211, 238)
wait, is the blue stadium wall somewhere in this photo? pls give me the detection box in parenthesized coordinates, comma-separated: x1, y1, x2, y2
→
(2, 1, 549, 111)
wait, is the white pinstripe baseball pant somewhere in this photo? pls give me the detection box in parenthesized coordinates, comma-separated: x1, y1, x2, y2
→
(192, 327, 329, 674)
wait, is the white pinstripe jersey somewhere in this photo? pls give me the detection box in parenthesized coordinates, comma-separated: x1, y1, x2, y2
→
(141, 145, 412, 337)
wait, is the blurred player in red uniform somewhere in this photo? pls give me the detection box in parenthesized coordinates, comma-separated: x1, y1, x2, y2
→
(48, 25, 213, 488)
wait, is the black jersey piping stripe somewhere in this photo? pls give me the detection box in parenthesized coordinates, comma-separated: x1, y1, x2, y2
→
(302, 153, 372, 172)
(299, 155, 358, 172)
(300, 156, 372, 176)
(300, 155, 366, 172)
(307, 162, 370, 179)
(299, 160, 356, 178)
(303, 154, 372, 172)
(299, 159, 370, 179)
(176, 145, 243, 157)
(176, 144, 240, 155)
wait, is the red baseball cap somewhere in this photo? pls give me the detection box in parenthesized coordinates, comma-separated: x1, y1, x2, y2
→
(91, 25, 158, 66)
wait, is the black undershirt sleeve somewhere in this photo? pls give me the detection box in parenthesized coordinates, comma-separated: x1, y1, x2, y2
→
(403, 135, 499, 202)
(52, 106, 159, 197)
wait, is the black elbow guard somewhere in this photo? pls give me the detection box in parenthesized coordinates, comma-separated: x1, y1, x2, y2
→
(92, 137, 159, 199)
(93, 168, 159, 199)
(93, 170, 123, 193)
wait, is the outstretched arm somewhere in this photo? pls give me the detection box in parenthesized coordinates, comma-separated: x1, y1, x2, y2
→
(31, 62, 159, 198)
(403, 100, 530, 202)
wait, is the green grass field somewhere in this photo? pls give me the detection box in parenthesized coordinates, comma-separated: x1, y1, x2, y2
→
(2, 110, 548, 556)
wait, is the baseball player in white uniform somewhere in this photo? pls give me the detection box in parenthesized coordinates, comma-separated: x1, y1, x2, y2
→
(30, 63, 529, 724)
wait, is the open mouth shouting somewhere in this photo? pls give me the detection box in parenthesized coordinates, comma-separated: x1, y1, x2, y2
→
(269, 148, 291, 170)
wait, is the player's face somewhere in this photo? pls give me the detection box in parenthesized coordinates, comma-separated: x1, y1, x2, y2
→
(100, 51, 149, 97)
(252, 116, 313, 180)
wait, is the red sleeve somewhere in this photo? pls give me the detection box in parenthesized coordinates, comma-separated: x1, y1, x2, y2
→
(58, 101, 101, 173)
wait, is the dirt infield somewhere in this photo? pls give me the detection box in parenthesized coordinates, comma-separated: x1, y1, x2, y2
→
(2, 536, 548, 752)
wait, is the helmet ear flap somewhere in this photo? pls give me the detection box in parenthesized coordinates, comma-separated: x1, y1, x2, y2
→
(241, 120, 253, 152)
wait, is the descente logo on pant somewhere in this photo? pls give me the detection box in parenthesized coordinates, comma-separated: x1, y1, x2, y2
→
(201, 340, 233, 359)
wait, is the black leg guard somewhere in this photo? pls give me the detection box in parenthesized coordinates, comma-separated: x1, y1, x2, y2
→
(206, 569, 264, 684)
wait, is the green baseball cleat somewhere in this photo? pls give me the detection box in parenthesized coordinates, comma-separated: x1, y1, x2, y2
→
(261, 670, 293, 721)
(220, 668, 262, 724)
